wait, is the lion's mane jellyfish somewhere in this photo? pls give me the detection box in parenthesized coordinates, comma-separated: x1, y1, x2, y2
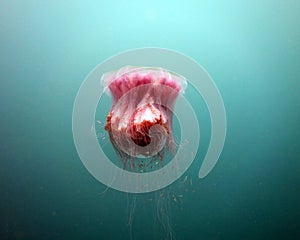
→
(102, 66, 186, 169)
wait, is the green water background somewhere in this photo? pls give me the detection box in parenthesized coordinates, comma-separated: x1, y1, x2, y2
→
(1, 1, 299, 239)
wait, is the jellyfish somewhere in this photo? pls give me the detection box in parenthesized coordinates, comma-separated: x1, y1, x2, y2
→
(99, 66, 188, 239)
(101, 66, 187, 169)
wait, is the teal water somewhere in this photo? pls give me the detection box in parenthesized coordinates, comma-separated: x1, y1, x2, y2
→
(1, 1, 300, 239)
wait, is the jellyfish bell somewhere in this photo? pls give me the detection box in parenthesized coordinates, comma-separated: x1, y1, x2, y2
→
(102, 66, 187, 165)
